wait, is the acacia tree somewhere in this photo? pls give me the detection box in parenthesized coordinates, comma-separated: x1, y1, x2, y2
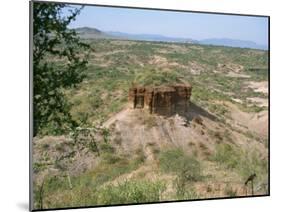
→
(33, 2, 90, 136)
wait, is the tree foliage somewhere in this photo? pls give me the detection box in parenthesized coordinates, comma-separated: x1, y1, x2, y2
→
(33, 2, 90, 136)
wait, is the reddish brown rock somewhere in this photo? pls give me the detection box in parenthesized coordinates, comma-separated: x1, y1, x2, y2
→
(129, 83, 192, 116)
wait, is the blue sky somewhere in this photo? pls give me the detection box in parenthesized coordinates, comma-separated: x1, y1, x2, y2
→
(67, 5, 268, 45)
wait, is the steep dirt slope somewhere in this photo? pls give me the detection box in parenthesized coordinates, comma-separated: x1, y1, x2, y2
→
(103, 101, 267, 160)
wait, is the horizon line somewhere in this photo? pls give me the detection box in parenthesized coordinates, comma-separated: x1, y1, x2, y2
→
(71, 26, 268, 48)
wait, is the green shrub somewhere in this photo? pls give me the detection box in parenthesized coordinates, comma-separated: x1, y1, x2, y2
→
(102, 154, 122, 164)
(173, 181, 199, 200)
(159, 148, 202, 182)
(211, 143, 239, 169)
(224, 184, 237, 197)
(158, 149, 203, 200)
(211, 143, 268, 190)
(33, 162, 47, 173)
(134, 68, 181, 86)
(100, 143, 115, 154)
(97, 180, 166, 205)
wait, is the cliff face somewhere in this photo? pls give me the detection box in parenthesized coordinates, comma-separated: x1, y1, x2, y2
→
(129, 84, 192, 116)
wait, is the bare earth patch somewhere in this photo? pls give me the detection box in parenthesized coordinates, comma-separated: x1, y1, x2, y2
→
(232, 98, 243, 104)
(148, 55, 187, 69)
(188, 61, 206, 75)
(247, 81, 268, 94)
(224, 101, 268, 138)
(227, 72, 251, 78)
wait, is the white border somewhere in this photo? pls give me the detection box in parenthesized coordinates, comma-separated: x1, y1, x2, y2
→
(1, 0, 280, 211)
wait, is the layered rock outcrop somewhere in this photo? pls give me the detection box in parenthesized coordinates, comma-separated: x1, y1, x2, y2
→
(129, 84, 192, 116)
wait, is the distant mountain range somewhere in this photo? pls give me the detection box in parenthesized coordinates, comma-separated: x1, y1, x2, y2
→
(74, 27, 268, 50)
(74, 27, 115, 39)
(106, 31, 197, 44)
(199, 38, 268, 50)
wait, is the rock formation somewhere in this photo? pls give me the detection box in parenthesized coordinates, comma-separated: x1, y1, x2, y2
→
(129, 84, 192, 116)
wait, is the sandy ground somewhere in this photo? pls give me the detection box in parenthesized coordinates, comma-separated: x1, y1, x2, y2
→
(224, 101, 268, 138)
(148, 55, 187, 70)
(247, 81, 268, 94)
(232, 98, 243, 104)
(227, 72, 251, 78)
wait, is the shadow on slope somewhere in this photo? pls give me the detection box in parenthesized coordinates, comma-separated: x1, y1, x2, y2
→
(185, 102, 218, 123)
